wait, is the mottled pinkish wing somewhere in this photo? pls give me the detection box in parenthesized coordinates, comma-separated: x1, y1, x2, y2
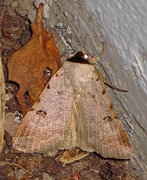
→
(13, 61, 133, 159)
(61, 61, 132, 159)
(13, 67, 74, 156)
(78, 69, 133, 159)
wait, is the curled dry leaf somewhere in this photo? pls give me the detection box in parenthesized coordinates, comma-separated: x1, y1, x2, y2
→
(0, 56, 5, 153)
(7, 3, 61, 115)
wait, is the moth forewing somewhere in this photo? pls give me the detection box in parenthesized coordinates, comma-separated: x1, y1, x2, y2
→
(13, 67, 75, 156)
(13, 49, 133, 159)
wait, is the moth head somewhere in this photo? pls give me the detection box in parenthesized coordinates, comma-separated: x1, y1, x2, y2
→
(68, 50, 100, 65)
(79, 49, 102, 64)
(67, 42, 105, 64)
(67, 50, 91, 64)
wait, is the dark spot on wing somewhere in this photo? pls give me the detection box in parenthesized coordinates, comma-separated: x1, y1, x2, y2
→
(36, 110, 43, 114)
(102, 89, 106, 95)
(91, 77, 94, 80)
(47, 84, 50, 89)
(67, 51, 91, 64)
(36, 110, 47, 118)
(103, 116, 112, 123)
(44, 111, 47, 115)
(96, 78, 99, 81)
(56, 74, 59, 76)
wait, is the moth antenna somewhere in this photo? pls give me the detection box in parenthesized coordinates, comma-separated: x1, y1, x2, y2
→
(90, 42, 127, 92)
(89, 42, 106, 64)
(104, 80, 128, 92)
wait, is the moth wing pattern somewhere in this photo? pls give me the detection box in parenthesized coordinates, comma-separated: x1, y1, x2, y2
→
(61, 61, 132, 159)
(77, 68, 133, 159)
(13, 67, 76, 156)
(13, 60, 133, 159)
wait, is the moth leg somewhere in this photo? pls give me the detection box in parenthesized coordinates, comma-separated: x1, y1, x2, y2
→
(96, 69, 128, 92)
(104, 80, 128, 92)
(93, 55, 128, 92)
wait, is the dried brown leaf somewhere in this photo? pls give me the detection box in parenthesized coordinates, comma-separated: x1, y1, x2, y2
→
(7, 3, 61, 115)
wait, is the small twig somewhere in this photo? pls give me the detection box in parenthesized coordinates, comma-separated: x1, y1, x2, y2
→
(0, 161, 33, 180)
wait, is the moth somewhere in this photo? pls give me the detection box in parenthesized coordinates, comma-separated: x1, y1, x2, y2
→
(13, 43, 133, 159)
